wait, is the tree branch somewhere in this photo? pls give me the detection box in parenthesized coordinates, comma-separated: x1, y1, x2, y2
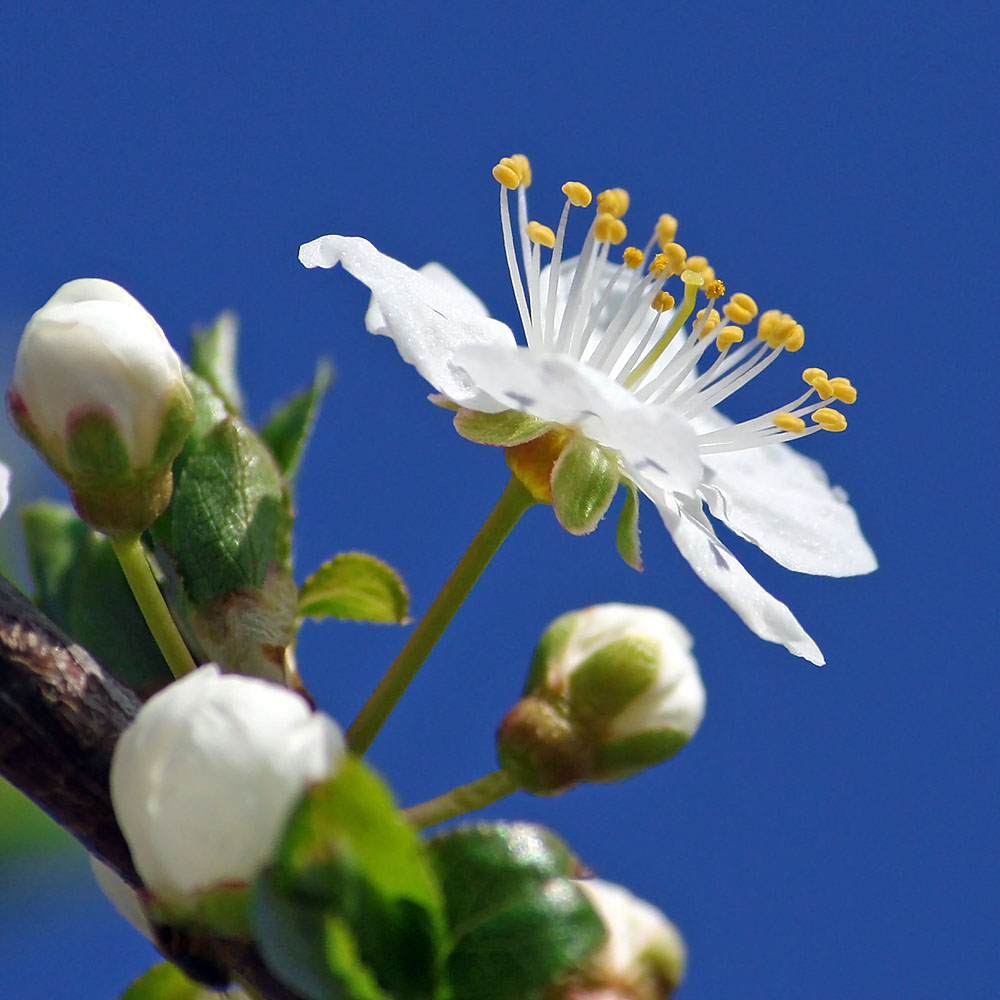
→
(0, 574, 303, 1000)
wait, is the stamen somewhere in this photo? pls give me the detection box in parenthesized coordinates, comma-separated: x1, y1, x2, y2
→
(594, 212, 628, 244)
(773, 413, 806, 433)
(510, 154, 532, 187)
(656, 214, 678, 248)
(649, 252, 671, 276)
(497, 182, 533, 338)
(705, 279, 726, 300)
(695, 307, 721, 337)
(562, 181, 592, 207)
(651, 291, 675, 312)
(812, 408, 847, 432)
(828, 377, 857, 403)
(492, 158, 521, 190)
(526, 221, 556, 248)
(723, 292, 758, 326)
(597, 188, 630, 218)
(661, 242, 687, 275)
(802, 367, 828, 385)
(717, 326, 744, 350)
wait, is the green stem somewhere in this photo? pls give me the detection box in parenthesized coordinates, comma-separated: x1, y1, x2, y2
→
(110, 532, 197, 678)
(347, 476, 535, 755)
(404, 769, 519, 830)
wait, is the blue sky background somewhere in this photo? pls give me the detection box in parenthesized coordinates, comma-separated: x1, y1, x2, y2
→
(1, 2, 996, 997)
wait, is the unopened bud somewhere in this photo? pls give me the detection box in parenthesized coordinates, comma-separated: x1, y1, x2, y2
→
(110, 666, 343, 927)
(497, 605, 705, 794)
(8, 279, 193, 533)
(561, 879, 686, 999)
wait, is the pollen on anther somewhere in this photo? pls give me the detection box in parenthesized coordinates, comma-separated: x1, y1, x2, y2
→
(705, 279, 726, 300)
(597, 188, 630, 218)
(656, 214, 679, 248)
(526, 221, 556, 248)
(651, 291, 675, 312)
(623, 246, 644, 269)
(562, 181, 592, 207)
(774, 412, 806, 434)
(813, 408, 848, 432)
(594, 213, 627, 244)
(493, 158, 521, 190)
(723, 292, 758, 325)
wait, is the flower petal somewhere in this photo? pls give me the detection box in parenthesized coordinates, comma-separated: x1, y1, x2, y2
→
(453, 344, 703, 496)
(697, 412, 877, 577)
(299, 236, 515, 405)
(640, 487, 825, 664)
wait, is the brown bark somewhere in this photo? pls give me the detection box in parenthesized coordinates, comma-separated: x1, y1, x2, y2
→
(0, 574, 303, 1000)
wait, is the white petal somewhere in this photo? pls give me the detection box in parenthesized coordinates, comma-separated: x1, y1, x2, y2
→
(0, 464, 9, 519)
(90, 857, 154, 941)
(299, 236, 515, 405)
(697, 412, 877, 576)
(641, 488, 824, 664)
(453, 344, 703, 496)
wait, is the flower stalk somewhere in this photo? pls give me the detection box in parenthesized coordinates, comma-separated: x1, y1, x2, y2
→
(346, 475, 536, 755)
(404, 769, 519, 830)
(110, 533, 197, 678)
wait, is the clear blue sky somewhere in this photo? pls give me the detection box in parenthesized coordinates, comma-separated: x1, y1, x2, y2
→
(1, 2, 996, 997)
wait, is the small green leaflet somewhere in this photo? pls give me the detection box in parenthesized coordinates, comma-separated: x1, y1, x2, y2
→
(299, 553, 409, 624)
(261, 359, 333, 480)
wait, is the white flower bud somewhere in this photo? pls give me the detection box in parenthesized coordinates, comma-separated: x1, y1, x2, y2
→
(8, 278, 193, 532)
(497, 604, 705, 793)
(110, 666, 344, 916)
(571, 879, 686, 999)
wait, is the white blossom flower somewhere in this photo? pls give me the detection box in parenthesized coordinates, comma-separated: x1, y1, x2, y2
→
(300, 156, 876, 663)
(0, 463, 9, 520)
(572, 878, 686, 999)
(110, 665, 344, 912)
(8, 278, 193, 532)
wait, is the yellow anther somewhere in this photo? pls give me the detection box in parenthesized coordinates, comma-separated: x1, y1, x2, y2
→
(802, 367, 829, 386)
(828, 376, 857, 404)
(812, 408, 848, 432)
(597, 187, 630, 218)
(656, 213, 679, 248)
(526, 221, 556, 248)
(562, 181, 592, 207)
(773, 412, 807, 434)
(594, 212, 627, 244)
(784, 324, 805, 352)
(510, 154, 532, 187)
(649, 252, 670, 275)
(696, 307, 721, 337)
(723, 292, 758, 326)
(812, 376, 834, 399)
(717, 326, 744, 350)
(651, 291, 676, 312)
(686, 255, 710, 274)
(660, 242, 687, 274)
(681, 268, 705, 287)
(705, 279, 726, 300)
(623, 246, 645, 269)
(492, 158, 521, 190)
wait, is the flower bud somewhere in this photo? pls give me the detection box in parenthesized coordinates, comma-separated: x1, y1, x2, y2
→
(8, 279, 194, 533)
(110, 666, 344, 924)
(560, 879, 686, 999)
(497, 605, 705, 794)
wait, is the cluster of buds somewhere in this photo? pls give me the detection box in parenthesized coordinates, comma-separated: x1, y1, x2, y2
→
(498, 604, 706, 794)
(8, 278, 193, 533)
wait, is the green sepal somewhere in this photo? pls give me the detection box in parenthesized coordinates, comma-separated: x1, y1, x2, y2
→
(119, 962, 205, 1000)
(21, 501, 172, 692)
(593, 727, 691, 782)
(190, 311, 245, 416)
(64, 409, 131, 485)
(299, 552, 409, 624)
(550, 436, 619, 536)
(453, 409, 552, 447)
(261, 359, 333, 481)
(170, 416, 293, 606)
(523, 611, 578, 695)
(567, 637, 659, 722)
(428, 822, 605, 1000)
(616, 482, 643, 571)
(148, 884, 253, 941)
(253, 758, 448, 1000)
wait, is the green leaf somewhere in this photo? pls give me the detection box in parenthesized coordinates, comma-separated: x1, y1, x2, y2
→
(428, 823, 605, 1000)
(254, 759, 448, 1000)
(550, 437, 620, 536)
(261, 359, 333, 480)
(21, 502, 172, 692)
(616, 482, 643, 571)
(170, 417, 292, 606)
(299, 553, 409, 624)
(190, 311, 244, 417)
(119, 962, 204, 1000)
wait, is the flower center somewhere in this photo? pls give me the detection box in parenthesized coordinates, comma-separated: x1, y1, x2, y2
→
(491, 154, 855, 454)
